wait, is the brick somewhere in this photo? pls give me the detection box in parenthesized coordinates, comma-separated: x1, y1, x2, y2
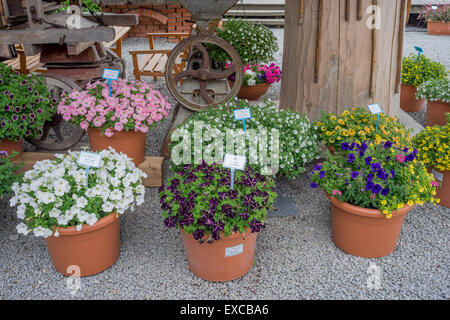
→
(162, 8, 175, 14)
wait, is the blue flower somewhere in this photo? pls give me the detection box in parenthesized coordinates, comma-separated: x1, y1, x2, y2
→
(390, 169, 396, 178)
(351, 171, 359, 179)
(310, 182, 319, 189)
(319, 171, 326, 179)
(365, 156, 373, 166)
(367, 173, 374, 182)
(383, 141, 393, 149)
(371, 184, 382, 194)
(371, 163, 381, 173)
(341, 142, 350, 151)
(381, 188, 389, 196)
(347, 153, 356, 163)
(313, 164, 323, 171)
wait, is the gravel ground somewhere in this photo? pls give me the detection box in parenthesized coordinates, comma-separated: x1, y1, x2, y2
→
(1, 28, 449, 300)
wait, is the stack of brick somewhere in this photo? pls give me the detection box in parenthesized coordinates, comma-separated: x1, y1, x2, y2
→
(100, 3, 194, 39)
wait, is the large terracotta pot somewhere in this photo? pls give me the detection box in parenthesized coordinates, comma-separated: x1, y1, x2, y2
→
(400, 84, 425, 112)
(430, 168, 450, 208)
(45, 213, 120, 277)
(181, 229, 257, 282)
(0, 139, 23, 160)
(427, 21, 450, 36)
(327, 194, 413, 258)
(229, 80, 270, 101)
(88, 128, 146, 166)
(425, 100, 449, 127)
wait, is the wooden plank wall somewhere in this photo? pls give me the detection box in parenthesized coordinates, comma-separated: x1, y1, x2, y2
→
(280, 0, 406, 120)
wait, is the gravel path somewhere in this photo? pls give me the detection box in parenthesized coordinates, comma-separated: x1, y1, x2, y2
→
(1, 28, 449, 300)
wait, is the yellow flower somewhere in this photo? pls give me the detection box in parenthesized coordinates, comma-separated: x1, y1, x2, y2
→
(349, 129, 356, 136)
(397, 203, 404, 209)
(380, 200, 387, 205)
(383, 209, 389, 214)
(407, 200, 414, 206)
(330, 115, 337, 121)
(326, 131, 333, 136)
(386, 213, 392, 219)
(321, 126, 327, 132)
(364, 126, 371, 133)
(342, 110, 350, 117)
(338, 119, 345, 126)
(436, 198, 440, 204)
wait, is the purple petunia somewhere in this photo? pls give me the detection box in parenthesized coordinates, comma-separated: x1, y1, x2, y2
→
(164, 216, 177, 228)
(341, 142, 350, 151)
(381, 188, 389, 196)
(351, 171, 359, 179)
(249, 218, 264, 233)
(192, 229, 205, 241)
(319, 171, 326, 179)
(365, 156, 373, 166)
(347, 153, 356, 163)
(310, 182, 319, 189)
(371, 184, 382, 194)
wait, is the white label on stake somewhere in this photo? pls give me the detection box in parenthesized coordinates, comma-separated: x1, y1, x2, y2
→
(431, 5, 438, 10)
(102, 68, 120, 80)
(77, 152, 101, 168)
(223, 154, 246, 170)
(432, 169, 443, 182)
(234, 108, 252, 121)
(368, 104, 383, 114)
(225, 244, 244, 257)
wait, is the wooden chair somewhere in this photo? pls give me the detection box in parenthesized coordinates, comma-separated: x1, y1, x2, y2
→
(104, 26, 130, 58)
(4, 45, 46, 74)
(129, 33, 189, 81)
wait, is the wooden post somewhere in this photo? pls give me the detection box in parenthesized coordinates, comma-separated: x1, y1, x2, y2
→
(280, 0, 405, 119)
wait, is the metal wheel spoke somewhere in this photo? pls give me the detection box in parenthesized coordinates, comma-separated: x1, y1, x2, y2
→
(209, 64, 236, 80)
(174, 70, 198, 83)
(193, 43, 210, 70)
(199, 81, 214, 105)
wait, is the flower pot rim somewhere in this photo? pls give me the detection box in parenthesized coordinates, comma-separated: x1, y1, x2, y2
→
(326, 193, 414, 218)
(51, 212, 118, 236)
(181, 227, 252, 241)
(228, 80, 271, 89)
(427, 20, 448, 23)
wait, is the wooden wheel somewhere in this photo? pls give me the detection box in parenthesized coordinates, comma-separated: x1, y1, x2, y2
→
(26, 73, 85, 151)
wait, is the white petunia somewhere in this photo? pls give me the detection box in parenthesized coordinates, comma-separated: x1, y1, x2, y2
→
(16, 204, 26, 219)
(16, 223, 30, 235)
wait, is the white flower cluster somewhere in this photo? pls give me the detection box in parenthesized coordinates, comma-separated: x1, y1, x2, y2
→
(12, 147, 147, 238)
(416, 77, 450, 103)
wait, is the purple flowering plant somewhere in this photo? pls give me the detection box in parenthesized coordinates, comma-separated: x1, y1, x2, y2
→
(309, 141, 438, 217)
(0, 63, 54, 141)
(159, 161, 277, 243)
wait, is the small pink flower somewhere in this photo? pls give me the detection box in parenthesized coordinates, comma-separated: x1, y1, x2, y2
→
(114, 122, 124, 132)
(332, 190, 342, 196)
(396, 154, 405, 163)
(370, 194, 376, 200)
(104, 128, 114, 137)
(431, 181, 439, 187)
(80, 121, 89, 130)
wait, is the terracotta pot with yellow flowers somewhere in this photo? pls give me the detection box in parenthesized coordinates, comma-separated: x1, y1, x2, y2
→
(309, 141, 438, 258)
(400, 54, 447, 113)
(314, 107, 412, 154)
(413, 121, 450, 208)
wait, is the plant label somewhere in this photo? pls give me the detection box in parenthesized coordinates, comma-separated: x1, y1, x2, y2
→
(432, 169, 443, 182)
(225, 244, 243, 257)
(223, 154, 246, 171)
(368, 104, 383, 115)
(77, 152, 101, 168)
(414, 46, 423, 58)
(102, 68, 120, 80)
(233, 108, 252, 121)
(431, 5, 437, 10)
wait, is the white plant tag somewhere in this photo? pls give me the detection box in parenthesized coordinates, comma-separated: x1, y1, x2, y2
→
(233, 108, 252, 121)
(223, 154, 246, 171)
(77, 152, 101, 168)
(225, 244, 244, 257)
(432, 169, 443, 182)
(102, 68, 120, 80)
(368, 104, 382, 114)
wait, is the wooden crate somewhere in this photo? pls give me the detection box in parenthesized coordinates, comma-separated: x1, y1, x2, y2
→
(12, 152, 164, 188)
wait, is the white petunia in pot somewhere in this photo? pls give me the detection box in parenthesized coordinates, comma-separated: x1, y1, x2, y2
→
(10, 147, 147, 277)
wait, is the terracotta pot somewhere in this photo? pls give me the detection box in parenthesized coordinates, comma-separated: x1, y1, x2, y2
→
(425, 100, 449, 127)
(181, 229, 257, 282)
(400, 84, 425, 112)
(45, 213, 120, 277)
(430, 168, 450, 208)
(229, 80, 270, 101)
(88, 128, 146, 166)
(327, 194, 413, 258)
(427, 20, 450, 36)
(0, 139, 23, 160)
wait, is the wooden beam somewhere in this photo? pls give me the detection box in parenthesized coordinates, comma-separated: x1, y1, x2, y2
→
(395, 0, 406, 94)
(314, 0, 323, 83)
(356, 0, 363, 20)
(369, 0, 378, 98)
(345, 0, 350, 21)
(299, 0, 305, 25)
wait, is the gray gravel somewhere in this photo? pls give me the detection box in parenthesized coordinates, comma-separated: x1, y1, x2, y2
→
(1, 28, 449, 300)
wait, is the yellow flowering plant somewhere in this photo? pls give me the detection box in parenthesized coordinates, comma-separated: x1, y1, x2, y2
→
(314, 107, 412, 150)
(401, 54, 447, 88)
(413, 123, 450, 172)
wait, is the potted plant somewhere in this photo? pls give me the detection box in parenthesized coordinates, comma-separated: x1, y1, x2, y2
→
(58, 79, 172, 166)
(10, 147, 147, 277)
(0, 63, 55, 159)
(0, 151, 22, 198)
(159, 161, 277, 282)
(413, 123, 449, 208)
(169, 99, 320, 179)
(416, 77, 449, 126)
(418, 3, 450, 36)
(400, 54, 447, 112)
(314, 107, 412, 153)
(228, 63, 282, 101)
(209, 19, 279, 66)
(309, 141, 438, 258)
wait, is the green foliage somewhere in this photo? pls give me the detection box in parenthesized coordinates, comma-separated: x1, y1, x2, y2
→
(56, 0, 101, 13)
(0, 63, 55, 140)
(416, 77, 450, 102)
(401, 54, 447, 88)
(209, 19, 278, 65)
(0, 151, 23, 197)
(412, 123, 450, 171)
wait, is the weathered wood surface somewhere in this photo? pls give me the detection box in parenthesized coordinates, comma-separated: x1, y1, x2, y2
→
(13, 153, 164, 188)
(280, 0, 407, 119)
